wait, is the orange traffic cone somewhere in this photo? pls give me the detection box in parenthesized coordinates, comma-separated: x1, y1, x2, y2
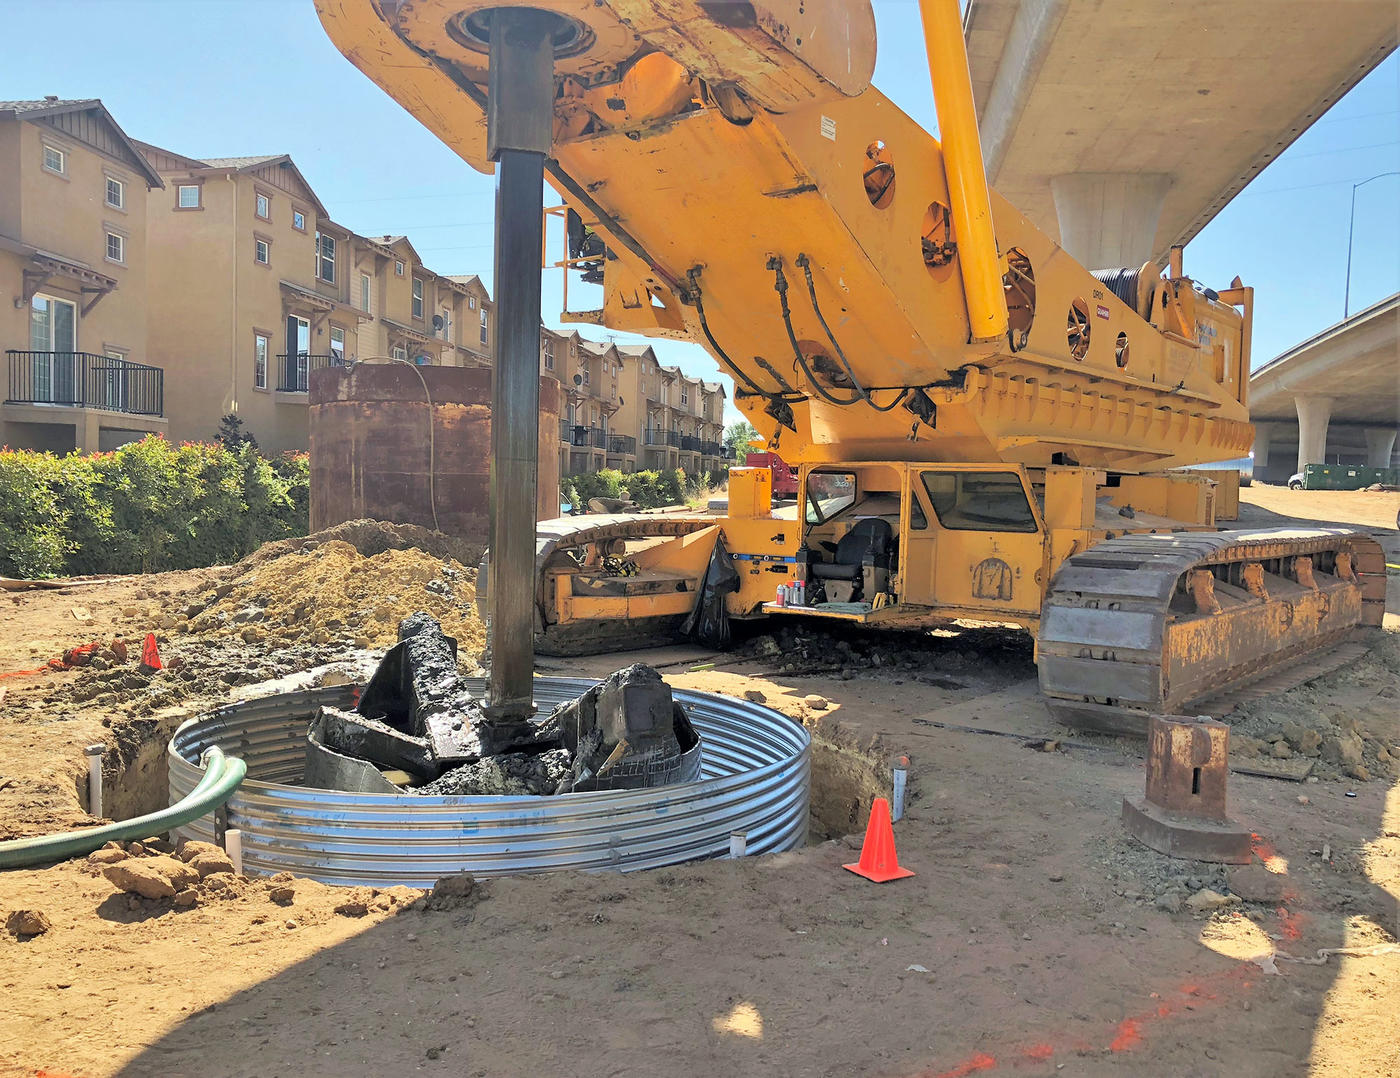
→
(843, 797, 915, 883)
(139, 632, 163, 671)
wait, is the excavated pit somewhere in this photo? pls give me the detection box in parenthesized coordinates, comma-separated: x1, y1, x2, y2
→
(306, 614, 702, 797)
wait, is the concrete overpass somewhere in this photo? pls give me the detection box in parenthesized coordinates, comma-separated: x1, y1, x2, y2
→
(964, 0, 1398, 268)
(1249, 294, 1400, 482)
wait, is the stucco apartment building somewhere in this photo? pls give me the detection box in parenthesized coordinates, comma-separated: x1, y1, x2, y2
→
(0, 99, 167, 452)
(136, 145, 502, 454)
(544, 326, 727, 480)
(1, 96, 728, 468)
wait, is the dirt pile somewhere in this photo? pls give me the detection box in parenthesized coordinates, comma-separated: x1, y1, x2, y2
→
(1227, 632, 1400, 783)
(189, 539, 485, 659)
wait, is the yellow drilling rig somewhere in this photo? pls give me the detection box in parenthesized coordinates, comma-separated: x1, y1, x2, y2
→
(317, 0, 1384, 733)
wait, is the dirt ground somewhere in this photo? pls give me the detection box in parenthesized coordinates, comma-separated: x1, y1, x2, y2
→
(1, 490, 1398, 1078)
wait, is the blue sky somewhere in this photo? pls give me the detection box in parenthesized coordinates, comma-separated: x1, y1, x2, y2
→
(7, 1, 1396, 426)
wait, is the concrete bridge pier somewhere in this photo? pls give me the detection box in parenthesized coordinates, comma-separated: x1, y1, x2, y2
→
(1364, 427, 1397, 469)
(1049, 173, 1172, 269)
(1295, 396, 1333, 474)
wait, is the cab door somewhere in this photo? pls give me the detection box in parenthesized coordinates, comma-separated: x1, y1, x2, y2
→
(902, 466, 1047, 619)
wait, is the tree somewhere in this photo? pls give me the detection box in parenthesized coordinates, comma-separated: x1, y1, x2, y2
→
(723, 421, 759, 462)
(215, 413, 257, 450)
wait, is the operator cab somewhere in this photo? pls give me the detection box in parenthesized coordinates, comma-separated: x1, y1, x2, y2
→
(762, 461, 1048, 628)
(796, 469, 899, 608)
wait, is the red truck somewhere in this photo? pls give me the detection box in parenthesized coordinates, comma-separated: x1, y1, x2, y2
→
(744, 451, 798, 499)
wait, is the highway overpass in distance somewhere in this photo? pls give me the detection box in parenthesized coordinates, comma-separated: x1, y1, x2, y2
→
(1249, 294, 1400, 483)
(964, 0, 1397, 268)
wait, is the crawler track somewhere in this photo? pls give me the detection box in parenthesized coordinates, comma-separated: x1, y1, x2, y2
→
(479, 514, 715, 656)
(1038, 527, 1385, 735)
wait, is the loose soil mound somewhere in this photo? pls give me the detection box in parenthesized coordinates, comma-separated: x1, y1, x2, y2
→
(195, 538, 485, 658)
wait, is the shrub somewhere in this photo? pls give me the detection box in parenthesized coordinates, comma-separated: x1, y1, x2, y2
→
(0, 437, 310, 579)
(559, 468, 688, 511)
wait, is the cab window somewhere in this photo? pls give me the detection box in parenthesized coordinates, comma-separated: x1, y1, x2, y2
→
(805, 471, 856, 524)
(919, 471, 1038, 532)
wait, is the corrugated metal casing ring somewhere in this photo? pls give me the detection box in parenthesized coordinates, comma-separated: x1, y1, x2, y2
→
(169, 678, 811, 887)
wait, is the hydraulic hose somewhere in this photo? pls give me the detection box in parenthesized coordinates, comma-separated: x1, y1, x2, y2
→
(0, 747, 247, 870)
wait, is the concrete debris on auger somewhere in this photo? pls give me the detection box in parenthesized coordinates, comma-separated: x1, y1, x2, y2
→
(306, 613, 700, 796)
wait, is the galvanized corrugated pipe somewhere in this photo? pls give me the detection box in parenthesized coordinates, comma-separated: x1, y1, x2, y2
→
(170, 680, 811, 886)
(0, 747, 246, 870)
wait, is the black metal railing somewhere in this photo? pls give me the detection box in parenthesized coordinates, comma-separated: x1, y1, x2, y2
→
(608, 434, 637, 455)
(560, 419, 571, 443)
(5, 351, 164, 416)
(702, 440, 725, 457)
(645, 428, 669, 446)
(680, 434, 702, 452)
(587, 426, 608, 449)
(276, 353, 343, 393)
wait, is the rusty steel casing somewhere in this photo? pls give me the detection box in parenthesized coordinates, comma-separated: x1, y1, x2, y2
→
(308, 363, 561, 532)
(1122, 714, 1252, 864)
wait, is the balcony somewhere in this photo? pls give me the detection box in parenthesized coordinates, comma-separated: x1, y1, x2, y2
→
(559, 419, 572, 444)
(680, 434, 702, 453)
(607, 434, 637, 455)
(587, 426, 608, 449)
(277, 353, 344, 393)
(644, 427, 670, 447)
(702, 440, 725, 457)
(5, 351, 163, 416)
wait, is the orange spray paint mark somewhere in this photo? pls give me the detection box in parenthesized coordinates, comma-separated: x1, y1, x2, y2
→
(929, 1052, 997, 1078)
(1023, 1043, 1054, 1062)
(1109, 1018, 1142, 1052)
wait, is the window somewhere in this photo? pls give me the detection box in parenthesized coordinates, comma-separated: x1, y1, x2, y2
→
(329, 326, 345, 365)
(479, 307, 488, 345)
(105, 232, 124, 264)
(254, 238, 270, 265)
(105, 176, 124, 209)
(177, 184, 200, 209)
(42, 145, 65, 174)
(359, 272, 371, 312)
(255, 192, 270, 219)
(919, 470, 1039, 533)
(681, 388, 688, 405)
(582, 366, 590, 385)
(412, 277, 424, 319)
(394, 260, 404, 277)
(438, 307, 451, 341)
(292, 209, 306, 232)
(542, 338, 554, 370)
(805, 471, 857, 524)
(315, 232, 336, 282)
(468, 295, 476, 309)
(254, 333, 269, 389)
(391, 344, 407, 362)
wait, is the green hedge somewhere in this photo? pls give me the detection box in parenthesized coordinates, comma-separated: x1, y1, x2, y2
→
(0, 436, 310, 579)
(560, 467, 728, 511)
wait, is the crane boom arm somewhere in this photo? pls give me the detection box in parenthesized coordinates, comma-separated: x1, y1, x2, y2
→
(317, 0, 1254, 471)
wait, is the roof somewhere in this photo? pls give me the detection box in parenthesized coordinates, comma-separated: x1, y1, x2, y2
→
(1, 98, 163, 188)
(199, 155, 284, 170)
(447, 274, 489, 298)
(133, 142, 327, 216)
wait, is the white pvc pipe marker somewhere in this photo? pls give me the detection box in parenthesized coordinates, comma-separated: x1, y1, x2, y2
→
(85, 744, 104, 819)
(891, 756, 909, 822)
(224, 829, 243, 875)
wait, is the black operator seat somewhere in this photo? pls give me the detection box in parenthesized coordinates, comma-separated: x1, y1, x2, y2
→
(809, 517, 894, 581)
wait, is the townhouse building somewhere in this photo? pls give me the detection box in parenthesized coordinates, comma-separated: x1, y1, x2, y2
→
(1, 99, 167, 452)
(138, 142, 369, 453)
(546, 334, 728, 481)
(2, 96, 732, 470)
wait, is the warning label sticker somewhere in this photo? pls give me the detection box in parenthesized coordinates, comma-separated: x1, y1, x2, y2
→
(820, 115, 837, 141)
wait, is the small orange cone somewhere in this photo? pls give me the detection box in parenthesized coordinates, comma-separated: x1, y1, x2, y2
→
(139, 632, 163, 671)
(843, 797, 915, 882)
